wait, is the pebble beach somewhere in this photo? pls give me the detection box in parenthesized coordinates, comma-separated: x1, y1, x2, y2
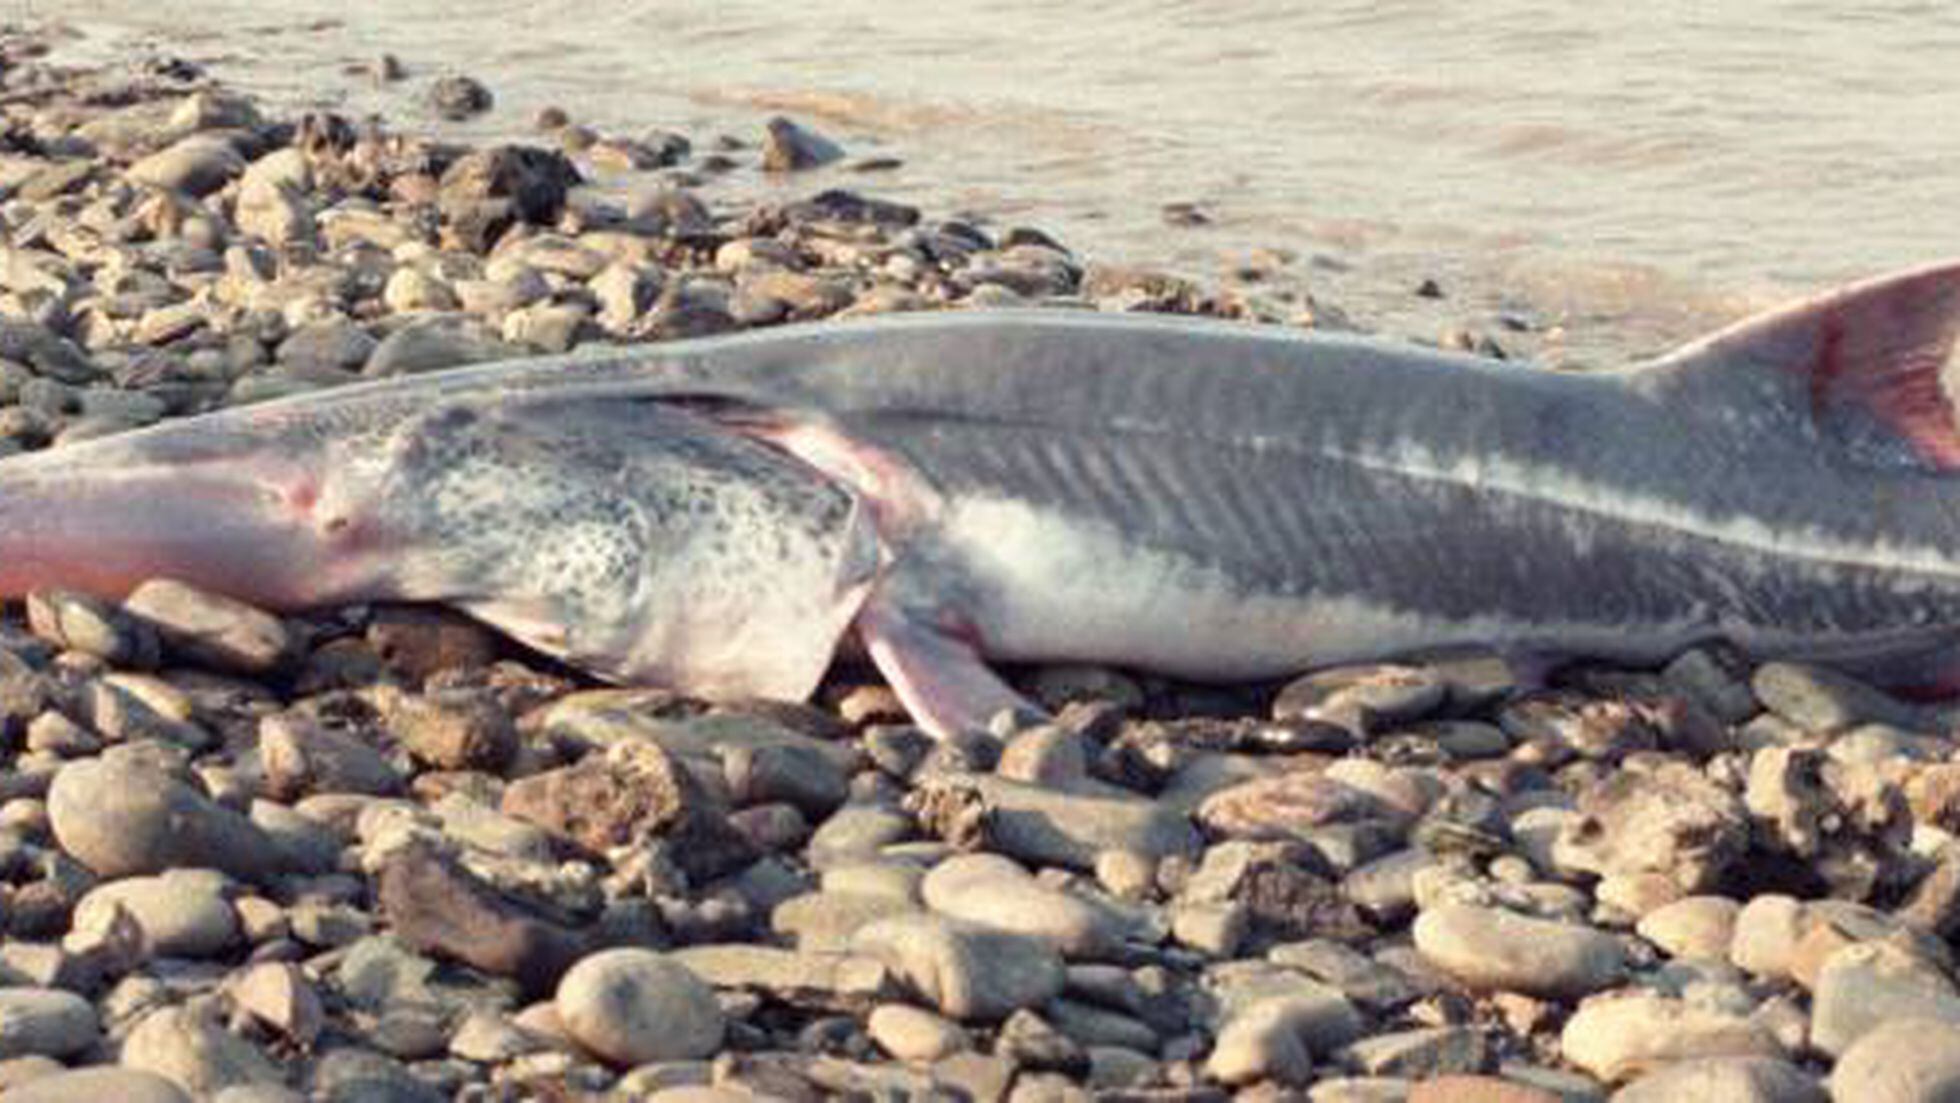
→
(0, 22, 1953, 1103)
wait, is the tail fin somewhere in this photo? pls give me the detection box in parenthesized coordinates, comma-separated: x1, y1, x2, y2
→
(1635, 260, 1960, 471)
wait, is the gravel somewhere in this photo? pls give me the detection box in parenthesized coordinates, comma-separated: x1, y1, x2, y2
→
(0, 24, 1950, 1099)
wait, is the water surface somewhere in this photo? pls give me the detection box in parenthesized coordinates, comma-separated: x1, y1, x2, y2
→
(49, 1, 1960, 361)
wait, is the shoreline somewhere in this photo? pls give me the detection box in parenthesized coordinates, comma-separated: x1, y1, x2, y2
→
(0, 23, 1951, 1103)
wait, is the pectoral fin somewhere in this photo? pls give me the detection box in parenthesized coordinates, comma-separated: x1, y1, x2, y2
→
(855, 599, 1044, 739)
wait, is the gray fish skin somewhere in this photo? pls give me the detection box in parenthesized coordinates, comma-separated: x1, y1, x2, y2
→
(2, 259, 1957, 735)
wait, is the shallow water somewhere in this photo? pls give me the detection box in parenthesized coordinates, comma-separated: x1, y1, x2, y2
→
(46, 0, 1960, 360)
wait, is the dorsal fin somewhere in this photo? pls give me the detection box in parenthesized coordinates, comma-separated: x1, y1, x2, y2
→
(1639, 260, 1960, 471)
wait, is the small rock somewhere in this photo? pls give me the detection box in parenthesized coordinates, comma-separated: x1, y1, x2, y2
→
(26, 589, 156, 666)
(1406, 1075, 1558, 1103)
(429, 74, 494, 120)
(773, 890, 917, 953)
(1810, 940, 1960, 1056)
(0, 1068, 189, 1103)
(48, 758, 283, 882)
(1206, 996, 1322, 1087)
(868, 1003, 969, 1062)
(1831, 1018, 1960, 1103)
(71, 869, 239, 958)
(555, 948, 724, 1066)
(228, 962, 325, 1046)
(908, 773, 1200, 869)
(1412, 903, 1626, 999)
(1274, 664, 1449, 734)
(1752, 662, 1920, 733)
(1552, 762, 1748, 892)
(1729, 894, 1806, 981)
(851, 913, 1064, 1022)
(382, 689, 518, 772)
(259, 712, 403, 799)
(129, 135, 245, 197)
(1615, 1056, 1825, 1103)
(761, 116, 844, 171)
(124, 579, 290, 674)
(1636, 895, 1740, 962)
(0, 988, 97, 1059)
(1558, 992, 1783, 1082)
(1197, 771, 1406, 841)
(376, 840, 586, 996)
(920, 853, 1129, 958)
(1342, 1026, 1489, 1078)
(502, 739, 753, 881)
(121, 1004, 284, 1097)
(365, 605, 500, 678)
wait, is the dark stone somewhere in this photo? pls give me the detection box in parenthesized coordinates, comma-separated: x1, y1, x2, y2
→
(428, 74, 494, 120)
(782, 188, 920, 228)
(760, 116, 843, 171)
(375, 841, 585, 996)
(437, 145, 581, 251)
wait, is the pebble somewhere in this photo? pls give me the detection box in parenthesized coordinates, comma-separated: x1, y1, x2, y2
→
(0, 1068, 191, 1103)
(1614, 1056, 1826, 1103)
(773, 889, 917, 952)
(554, 948, 724, 1066)
(121, 1004, 285, 1096)
(382, 689, 519, 772)
(47, 757, 283, 882)
(258, 712, 403, 798)
(0, 988, 98, 1059)
(1342, 1026, 1489, 1078)
(761, 116, 844, 171)
(1636, 895, 1741, 961)
(71, 870, 239, 958)
(1752, 662, 1921, 733)
(429, 74, 495, 120)
(128, 134, 245, 196)
(869, 1003, 970, 1062)
(123, 579, 290, 673)
(1559, 992, 1784, 1082)
(1406, 1075, 1559, 1103)
(1809, 940, 1960, 1056)
(909, 773, 1201, 869)
(920, 853, 1130, 958)
(1412, 903, 1626, 998)
(851, 913, 1065, 1022)
(1831, 1018, 1960, 1103)
(375, 840, 586, 996)
(1197, 771, 1407, 840)
(1730, 894, 1807, 981)
(1552, 762, 1748, 891)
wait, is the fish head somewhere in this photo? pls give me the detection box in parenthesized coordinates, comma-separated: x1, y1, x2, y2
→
(0, 395, 424, 608)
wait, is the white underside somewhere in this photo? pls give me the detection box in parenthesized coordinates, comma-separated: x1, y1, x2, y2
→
(939, 494, 1960, 679)
(940, 495, 1715, 678)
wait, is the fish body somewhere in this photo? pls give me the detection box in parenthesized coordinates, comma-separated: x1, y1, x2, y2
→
(6, 260, 1960, 735)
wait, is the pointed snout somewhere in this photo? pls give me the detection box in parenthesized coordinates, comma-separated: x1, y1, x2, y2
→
(0, 429, 383, 609)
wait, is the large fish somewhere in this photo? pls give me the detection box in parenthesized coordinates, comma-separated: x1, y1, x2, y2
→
(5, 260, 1959, 737)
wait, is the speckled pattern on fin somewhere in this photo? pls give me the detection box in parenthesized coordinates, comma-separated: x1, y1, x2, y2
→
(374, 398, 880, 703)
